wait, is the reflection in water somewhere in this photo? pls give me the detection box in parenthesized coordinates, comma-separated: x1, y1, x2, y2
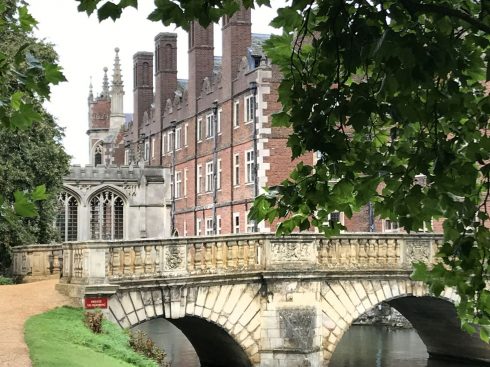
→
(135, 320, 481, 367)
(133, 318, 200, 367)
(330, 325, 482, 367)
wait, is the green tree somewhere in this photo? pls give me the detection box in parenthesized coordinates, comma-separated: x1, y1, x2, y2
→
(77, 0, 490, 337)
(0, 0, 69, 272)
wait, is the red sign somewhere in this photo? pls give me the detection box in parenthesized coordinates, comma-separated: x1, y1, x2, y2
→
(84, 297, 108, 309)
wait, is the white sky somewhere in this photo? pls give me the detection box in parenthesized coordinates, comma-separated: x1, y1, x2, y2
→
(29, 0, 281, 165)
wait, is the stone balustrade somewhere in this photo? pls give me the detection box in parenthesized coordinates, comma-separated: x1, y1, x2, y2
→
(11, 244, 62, 281)
(12, 233, 441, 284)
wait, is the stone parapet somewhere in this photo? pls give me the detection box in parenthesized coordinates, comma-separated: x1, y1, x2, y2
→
(12, 233, 441, 285)
(11, 244, 62, 282)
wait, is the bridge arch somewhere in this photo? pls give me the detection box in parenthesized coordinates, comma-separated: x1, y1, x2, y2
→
(108, 282, 263, 366)
(321, 279, 489, 364)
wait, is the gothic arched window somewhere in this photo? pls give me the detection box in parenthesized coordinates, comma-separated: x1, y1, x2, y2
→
(90, 190, 124, 240)
(94, 144, 103, 166)
(56, 192, 79, 241)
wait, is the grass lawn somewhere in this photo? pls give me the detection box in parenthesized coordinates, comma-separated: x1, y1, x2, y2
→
(25, 306, 158, 367)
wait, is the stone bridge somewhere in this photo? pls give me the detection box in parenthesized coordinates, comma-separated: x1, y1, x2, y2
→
(12, 233, 490, 367)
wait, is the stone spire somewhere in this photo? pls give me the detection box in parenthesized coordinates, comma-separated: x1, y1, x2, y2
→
(101, 66, 110, 99)
(110, 47, 125, 128)
(111, 47, 124, 95)
(88, 76, 94, 102)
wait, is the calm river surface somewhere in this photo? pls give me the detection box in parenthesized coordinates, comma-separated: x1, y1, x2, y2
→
(134, 320, 481, 367)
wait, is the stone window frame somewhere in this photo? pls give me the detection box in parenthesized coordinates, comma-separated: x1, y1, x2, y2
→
(197, 164, 203, 194)
(205, 161, 214, 192)
(205, 113, 214, 139)
(89, 189, 126, 240)
(233, 153, 240, 186)
(233, 100, 240, 128)
(244, 95, 254, 124)
(205, 217, 214, 235)
(196, 218, 202, 236)
(56, 191, 80, 242)
(197, 118, 203, 142)
(175, 127, 182, 150)
(175, 171, 182, 199)
(233, 212, 240, 233)
(245, 149, 255, 184)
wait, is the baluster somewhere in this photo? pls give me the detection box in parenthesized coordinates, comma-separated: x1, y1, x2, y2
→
(216, 242, 223, 270)
(368, 239, 378, 266)
(358, 240, 368, 267)
(237, 241, 245, 267)
(350, 239, 358, 266)
(123, 247, 132, 275)
(257, 240, 263, 266)
(386, 239, 396, 266)
(378, 239, 387, 265)
(155, 245, 162, 274)
(187, 243, 195, 272)
(247, 240, 255, 267)
(144, 245, 154, 274)
(134, 246, 143, 274)
(339, 239, 348, 266)
(395, 240, 401, 265)
(205, 242, 213, 270)
(194, 243, 203, 272)
(318, 239, 326, 265)
(112, 247, 121, 276)
(227, 241, 236, 268)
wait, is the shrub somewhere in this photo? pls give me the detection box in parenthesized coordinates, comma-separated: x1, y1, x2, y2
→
(84, 310, 103, 334)
(129, 330, 168, 366)
(0, 276, 14, 285)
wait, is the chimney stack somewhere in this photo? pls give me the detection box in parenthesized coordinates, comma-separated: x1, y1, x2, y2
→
(188, 21, 214, 114)
(222, 7, 251, 98)
(154, 33, 178, 122)
(132, 52, 153, 136)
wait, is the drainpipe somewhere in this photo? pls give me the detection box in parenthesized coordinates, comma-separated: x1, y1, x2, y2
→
(170, 120, 176, 236)
(368, 201, 375, 232)
(212, 100, 218, 235)
(250, 81, 258, 232)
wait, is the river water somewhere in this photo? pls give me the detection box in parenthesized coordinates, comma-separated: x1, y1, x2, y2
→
(133, 319, 481, 367)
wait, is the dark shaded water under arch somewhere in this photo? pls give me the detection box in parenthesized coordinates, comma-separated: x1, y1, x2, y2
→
(133, 319, 482, 367)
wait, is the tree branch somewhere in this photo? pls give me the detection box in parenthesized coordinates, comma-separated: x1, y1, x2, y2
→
(400, 0, 490, 34)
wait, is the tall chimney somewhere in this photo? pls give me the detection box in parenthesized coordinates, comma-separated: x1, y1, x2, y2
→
(154, 33, 178, 122)
(222, 7, 251, 98)
(132, 52, 153, 136)
(188, 21, 214, 114)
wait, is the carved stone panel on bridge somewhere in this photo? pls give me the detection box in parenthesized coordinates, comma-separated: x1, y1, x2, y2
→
(279, 308, 316, 351)
(269, 241, 316, 268)
(405, 240, 431, 265)
(163, 245, 186, 273)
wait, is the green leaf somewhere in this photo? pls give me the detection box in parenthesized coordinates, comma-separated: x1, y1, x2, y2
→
(411, 262, 428, 281)
(480, 325, 490, 343)
(13, 191, 37, 218)
(43, 63, 66, 85)
(17, 6, 38, 31)
(10, 104, 42, 129)
(10, 91, 23, 111)
(31, 185, 47, 201)
(98, 2, 123, 21)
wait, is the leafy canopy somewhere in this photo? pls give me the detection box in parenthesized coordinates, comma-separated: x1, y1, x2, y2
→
(76, 0, 490, 337)
(0, 0, 69, 272)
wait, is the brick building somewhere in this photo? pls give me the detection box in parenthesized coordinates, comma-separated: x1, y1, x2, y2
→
(86, 10, 440, 237)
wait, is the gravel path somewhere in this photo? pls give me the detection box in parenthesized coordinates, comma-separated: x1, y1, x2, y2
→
(0, 279, 71, 367)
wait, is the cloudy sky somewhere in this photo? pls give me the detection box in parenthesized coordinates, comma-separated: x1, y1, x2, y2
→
(28, 0, 280, 165)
